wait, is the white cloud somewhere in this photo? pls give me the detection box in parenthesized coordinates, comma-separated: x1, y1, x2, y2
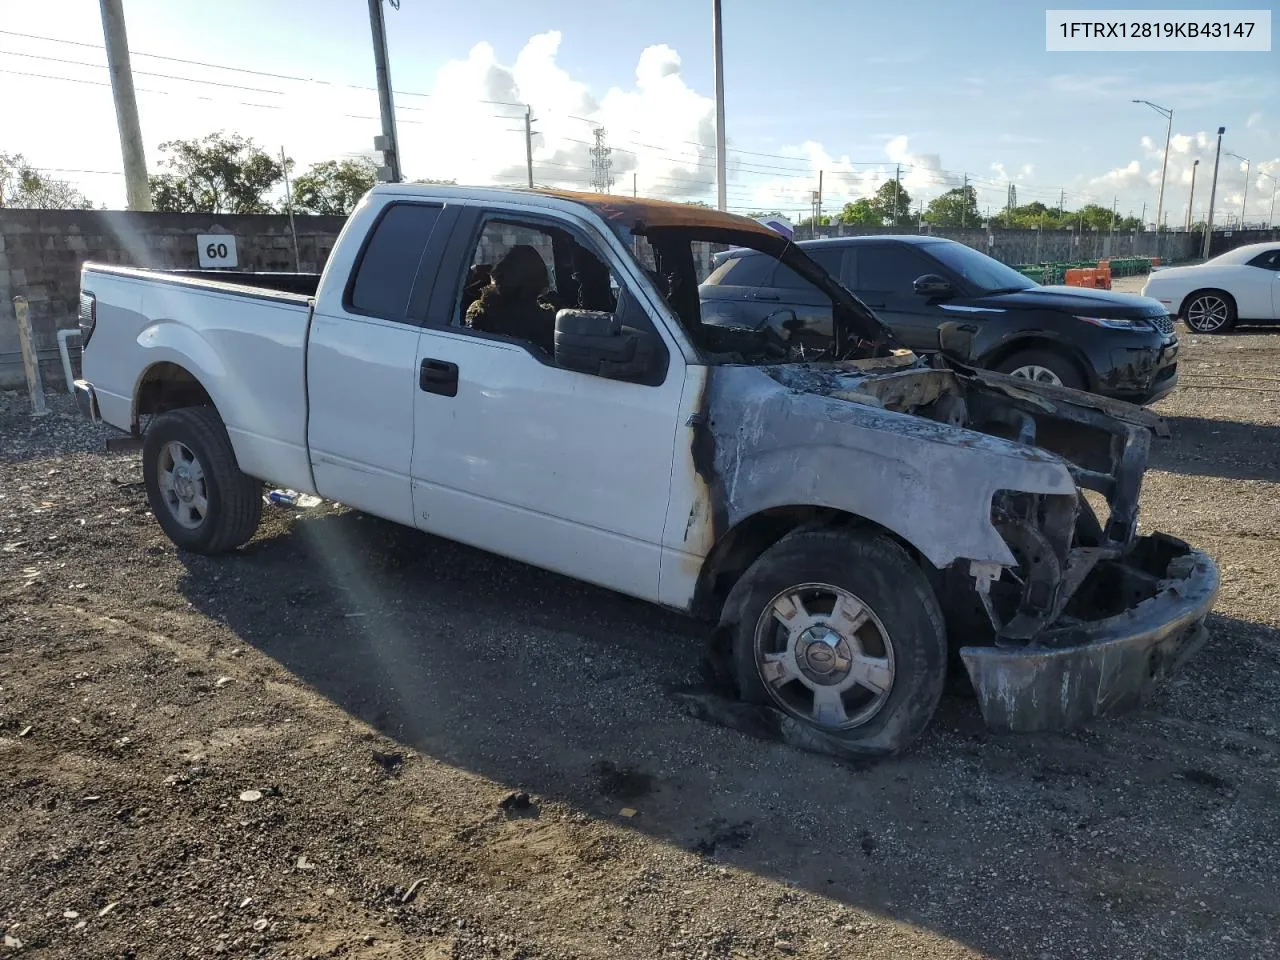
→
(1246, 111, 1263, 128)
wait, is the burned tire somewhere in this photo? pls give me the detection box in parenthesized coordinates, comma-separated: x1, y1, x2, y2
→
(142, 406, 262, 554)
(995, 349, 1084, 390)
(725, 528, 947, 758)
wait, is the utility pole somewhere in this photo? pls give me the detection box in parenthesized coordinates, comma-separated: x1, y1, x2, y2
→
(1109, 196, 1117, 239)
(280, 147, 301, 272)
(633, 172, 637, 198)
(816, 169, 823, 224)
(711, 0, 727, 212)
(1185, 159, 1199, 232)
(524, 105, 534, 188)
(1258, 171, 1278, 229)
(367, 0, 402, 183)
(961, 172, 968, 228)
(98, 0, 152, 211)
(1059, 188, 1065, 218)
(1139, 200, 1146, 231)
(894, 163, 901, 224)
(1203, 126, 1225, 259)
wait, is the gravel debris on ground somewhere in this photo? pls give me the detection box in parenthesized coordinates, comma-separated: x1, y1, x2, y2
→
(1, 316, 1278, 958)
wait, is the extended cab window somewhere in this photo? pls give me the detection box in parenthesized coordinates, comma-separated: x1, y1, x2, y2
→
(347, 203, 442, 321)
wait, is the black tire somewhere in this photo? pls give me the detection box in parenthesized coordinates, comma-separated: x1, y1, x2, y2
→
(1180, 289, 1237, 334)
(142, 406, 262, 554)
(995, 349, 1085, 390)
(723, 528, 947, 758)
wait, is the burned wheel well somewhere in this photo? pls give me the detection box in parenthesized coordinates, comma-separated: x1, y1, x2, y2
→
(691, 505, 931, 621)
(135, 362, 214, 426)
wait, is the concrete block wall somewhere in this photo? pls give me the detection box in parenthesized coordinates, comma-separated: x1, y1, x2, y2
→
(793, 223, 1203, 265)
(0, 209, 346, 389)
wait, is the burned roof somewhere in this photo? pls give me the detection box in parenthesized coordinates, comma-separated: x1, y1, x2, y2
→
(530, 188, 781, 238)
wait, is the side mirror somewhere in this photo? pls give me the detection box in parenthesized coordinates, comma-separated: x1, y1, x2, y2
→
(914, 274, 955, 298)
(554, 309, 656, 379)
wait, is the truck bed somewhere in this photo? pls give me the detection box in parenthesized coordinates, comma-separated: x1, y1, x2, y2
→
(80, 262, 317, 493)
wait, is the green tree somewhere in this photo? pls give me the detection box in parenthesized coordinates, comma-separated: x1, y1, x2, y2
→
(923, 185, 980, 228)
(149, 132, 286, 214)
(0, 152, 92, 209)
(871, 179, 912, 225)
(291, 158, 377, 216)
(835, 198, 880, 225)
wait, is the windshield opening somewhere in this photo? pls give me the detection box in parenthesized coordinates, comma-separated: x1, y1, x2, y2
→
(610, 222, 899, 365)
(924, 241, 1037, 294)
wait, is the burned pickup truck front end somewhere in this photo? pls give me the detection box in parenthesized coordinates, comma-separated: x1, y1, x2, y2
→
(937, 367, 1219, 732)
(711, 357, 1219, 736)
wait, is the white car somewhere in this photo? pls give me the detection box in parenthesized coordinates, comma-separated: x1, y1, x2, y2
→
(1141, 241, 1280, 333)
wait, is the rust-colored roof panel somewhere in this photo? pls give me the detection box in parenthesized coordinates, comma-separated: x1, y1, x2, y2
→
(531, 188, 779, 237)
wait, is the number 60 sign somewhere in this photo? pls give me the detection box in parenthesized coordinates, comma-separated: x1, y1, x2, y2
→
(196, 234, 238, 268)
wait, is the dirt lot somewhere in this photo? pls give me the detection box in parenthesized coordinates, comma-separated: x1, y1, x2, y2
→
(2, 310, 1279, 959)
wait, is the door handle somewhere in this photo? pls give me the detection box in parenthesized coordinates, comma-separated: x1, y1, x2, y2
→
(419, 358, 458, 397)
(753, 292, 780, 301)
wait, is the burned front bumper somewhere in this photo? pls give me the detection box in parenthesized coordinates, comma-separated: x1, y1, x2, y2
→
(960, 538, 1219, 733)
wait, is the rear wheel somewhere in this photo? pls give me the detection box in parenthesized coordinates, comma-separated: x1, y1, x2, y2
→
(726, 528, 947, 757)
(1181, 290, 1236, 333)
(995, 349, 1084, 390)
(142, 407, 262, 554)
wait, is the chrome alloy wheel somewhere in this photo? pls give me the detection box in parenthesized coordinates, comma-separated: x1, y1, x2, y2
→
(1184, 294, 1231, 333)
(1008, 364, 1063, 385)
(752, 582, 896, 730)
(156, 440, 208, 529)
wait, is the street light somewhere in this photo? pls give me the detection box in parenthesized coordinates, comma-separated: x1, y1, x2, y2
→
(1203, 126, 1225, 259)
(1224, 151, 1250, 228)
(1132, 99, 1173, 253)
(1256, 169, 1278, 230)
(1184, 159, 1199, 232)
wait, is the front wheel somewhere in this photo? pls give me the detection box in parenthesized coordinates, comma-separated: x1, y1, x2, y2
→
(142, 407, 263, 554)
(995, 349, 1084, 390)
(726, 528, 947, 758)
(1181, 290, 1236, 334)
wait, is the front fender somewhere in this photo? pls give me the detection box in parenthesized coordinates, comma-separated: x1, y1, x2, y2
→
(703, 367, 1077, 570)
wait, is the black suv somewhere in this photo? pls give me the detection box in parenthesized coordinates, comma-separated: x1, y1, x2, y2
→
(699, 235, 1179, 404)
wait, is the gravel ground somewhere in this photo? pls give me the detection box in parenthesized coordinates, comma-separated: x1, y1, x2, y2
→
(2, 316, 1278, 960)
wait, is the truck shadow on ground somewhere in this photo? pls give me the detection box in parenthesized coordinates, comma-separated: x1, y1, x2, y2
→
(1152, 415, 1280, 483)
(177, 508, 1278, 960)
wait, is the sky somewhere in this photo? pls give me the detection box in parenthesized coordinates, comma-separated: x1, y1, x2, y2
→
(1, 0, 1276, 227)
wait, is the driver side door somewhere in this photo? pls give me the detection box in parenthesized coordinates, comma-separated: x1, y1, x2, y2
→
(408, 206, 686, 603)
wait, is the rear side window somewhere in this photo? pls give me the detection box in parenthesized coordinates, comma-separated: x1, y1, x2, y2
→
(702, 253, 775, 288)
(772, 247, 844, 288)
(1247, 249, 1280, 270)
(347, 203, 442, 320)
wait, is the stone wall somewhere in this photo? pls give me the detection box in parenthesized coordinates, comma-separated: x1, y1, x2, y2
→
(0, 209, 347, 389)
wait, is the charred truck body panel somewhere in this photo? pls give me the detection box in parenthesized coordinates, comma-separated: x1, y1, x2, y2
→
(73, 184, 1219, 757)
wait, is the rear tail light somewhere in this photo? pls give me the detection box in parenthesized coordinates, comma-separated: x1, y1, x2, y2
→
(79, 291, 96, 348)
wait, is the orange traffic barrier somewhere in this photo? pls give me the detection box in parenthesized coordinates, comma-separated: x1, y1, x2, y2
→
(1095, 262, 1112, 289)
(1150, 256, 1161, 266)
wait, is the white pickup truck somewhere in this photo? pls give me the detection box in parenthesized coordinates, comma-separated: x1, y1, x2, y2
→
(74, 185, 1218, 757)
